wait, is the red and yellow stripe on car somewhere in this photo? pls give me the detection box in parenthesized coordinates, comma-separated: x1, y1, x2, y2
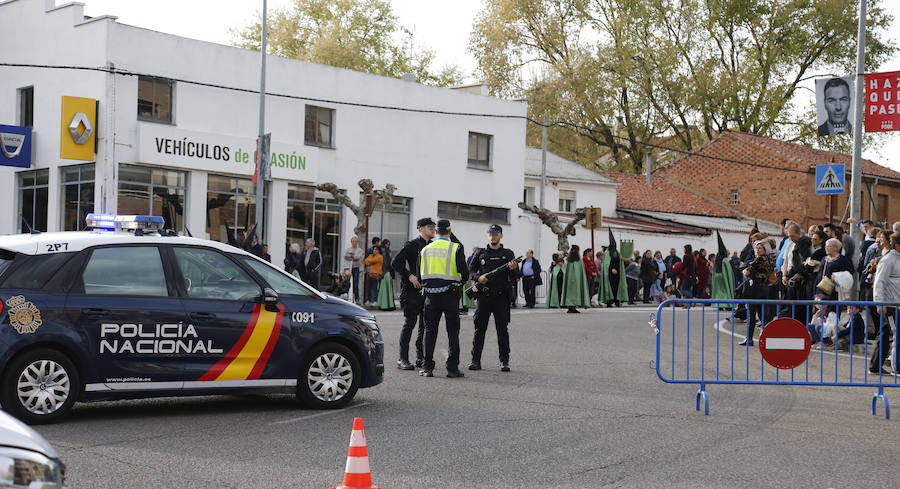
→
(199, 304, 284, 381)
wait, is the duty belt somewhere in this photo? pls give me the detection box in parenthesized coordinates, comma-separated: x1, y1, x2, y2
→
(423, 284, 458, 294)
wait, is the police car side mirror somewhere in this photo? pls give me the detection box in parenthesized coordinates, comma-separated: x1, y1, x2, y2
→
(262, 288, 279, 305)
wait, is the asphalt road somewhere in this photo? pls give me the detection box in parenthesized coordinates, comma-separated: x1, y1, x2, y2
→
(38, 305, 900, 488)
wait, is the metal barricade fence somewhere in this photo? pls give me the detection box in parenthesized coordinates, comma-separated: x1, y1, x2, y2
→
(653, 298, 900, 419)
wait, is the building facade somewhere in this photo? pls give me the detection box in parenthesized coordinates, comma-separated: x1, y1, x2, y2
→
(654, 131, 900, 231)
(0, 0, 527, 281)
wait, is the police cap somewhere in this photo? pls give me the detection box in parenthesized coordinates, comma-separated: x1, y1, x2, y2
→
(487, 224, 503, 234)
(416, 217, 436, 228)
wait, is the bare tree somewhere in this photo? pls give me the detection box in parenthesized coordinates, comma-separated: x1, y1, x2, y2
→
(518, 203, 586, 253)
(317, 179, 397, 238)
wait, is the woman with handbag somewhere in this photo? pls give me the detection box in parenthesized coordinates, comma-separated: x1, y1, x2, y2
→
(815, 238, 854, 302)
(740, 239, 777, 346)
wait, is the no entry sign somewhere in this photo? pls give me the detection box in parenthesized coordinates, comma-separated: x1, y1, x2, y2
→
(759, 318, 811, 370)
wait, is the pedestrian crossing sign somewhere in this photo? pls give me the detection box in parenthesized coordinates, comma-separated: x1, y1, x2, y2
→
(815, 164, 845, 195)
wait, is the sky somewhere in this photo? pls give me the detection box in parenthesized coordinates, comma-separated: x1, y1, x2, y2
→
(81, 0, 900, 172)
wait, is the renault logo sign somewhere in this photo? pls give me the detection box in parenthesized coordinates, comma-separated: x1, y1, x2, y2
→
(60, 96, 97, 160)
(68, 112, 93, 144)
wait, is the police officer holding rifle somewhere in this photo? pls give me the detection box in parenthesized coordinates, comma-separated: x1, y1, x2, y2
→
(418, 219, 469, 378)
(468, 224, 518, 372)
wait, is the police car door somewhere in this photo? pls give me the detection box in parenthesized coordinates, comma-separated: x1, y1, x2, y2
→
(65, 245, 187, 390)
(168, 246, 289, 390)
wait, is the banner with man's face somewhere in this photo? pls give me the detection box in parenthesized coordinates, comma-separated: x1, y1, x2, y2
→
(815, 76, 854, 137)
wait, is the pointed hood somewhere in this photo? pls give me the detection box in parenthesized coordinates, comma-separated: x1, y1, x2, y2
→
(749, 219, 759, 242)
(715, 231, 727, 273)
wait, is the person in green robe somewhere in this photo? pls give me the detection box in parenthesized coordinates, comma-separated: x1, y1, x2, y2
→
(546, 253, 564, 308)
(594, 249, 607, 306)
(710, 231, 735, 309)
(376, 269, 395, 310)
(600, 230, 627, 307)
(561, 245, 590, 312)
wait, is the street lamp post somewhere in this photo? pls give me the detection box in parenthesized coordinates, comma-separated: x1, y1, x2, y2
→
(254, 0, 268, 245)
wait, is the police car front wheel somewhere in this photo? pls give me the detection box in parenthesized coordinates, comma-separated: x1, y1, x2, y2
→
(1, 348, 81, 425)
(297, 343, 360, 409)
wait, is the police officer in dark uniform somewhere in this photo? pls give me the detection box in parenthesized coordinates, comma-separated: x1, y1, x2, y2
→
(468, 224, 518, 372)
(418, 219, 469, 378)
(391, 217, 435, 370)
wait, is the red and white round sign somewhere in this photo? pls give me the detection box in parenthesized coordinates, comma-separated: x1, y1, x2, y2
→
(758, 318, 812, 370)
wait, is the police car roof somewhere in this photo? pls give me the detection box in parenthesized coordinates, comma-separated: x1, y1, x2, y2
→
(0, 231, 245, 256)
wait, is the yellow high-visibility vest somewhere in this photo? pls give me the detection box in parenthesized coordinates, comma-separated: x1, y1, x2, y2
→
(419, 238, 462, 282)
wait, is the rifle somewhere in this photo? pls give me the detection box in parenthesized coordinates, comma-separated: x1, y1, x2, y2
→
(465, 256, 524, 300)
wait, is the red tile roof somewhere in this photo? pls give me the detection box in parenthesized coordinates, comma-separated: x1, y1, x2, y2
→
(673, 131, 900, 180)
(601, 172, 739, 218)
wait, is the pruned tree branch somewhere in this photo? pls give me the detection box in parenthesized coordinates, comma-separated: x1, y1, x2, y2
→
(318, 179, 397, 239)
(518, 202, 586, 252)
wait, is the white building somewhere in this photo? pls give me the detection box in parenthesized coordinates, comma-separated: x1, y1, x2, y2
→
(0, 0, 527, 281)
(520, 147, 618, 261)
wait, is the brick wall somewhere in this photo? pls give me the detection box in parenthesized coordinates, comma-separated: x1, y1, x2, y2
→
(656, 132, 900, 230)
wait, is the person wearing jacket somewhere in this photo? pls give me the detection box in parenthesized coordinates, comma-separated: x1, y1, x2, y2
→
(284, 242, 303, 276)
(781, 222, 814, 321)
(640, 250, 658, 303)
(870, 233, 900, 374)
(740, 239, 777, 346)
(364, 247, 384, 305)
(520, 250, 542, 308)
(298, 238, 323, 290)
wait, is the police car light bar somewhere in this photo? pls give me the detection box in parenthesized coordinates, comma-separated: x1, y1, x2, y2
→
(85, 214, 165, 233)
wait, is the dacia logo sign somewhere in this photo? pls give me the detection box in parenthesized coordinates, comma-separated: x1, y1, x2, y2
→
(60, 96, 97, 160)
(0, 124, 33, 168)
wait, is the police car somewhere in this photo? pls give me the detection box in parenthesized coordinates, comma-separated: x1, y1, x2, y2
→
(0, 215, 384, 424)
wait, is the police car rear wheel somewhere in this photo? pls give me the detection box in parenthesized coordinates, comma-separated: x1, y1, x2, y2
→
(1, 348, 81, 424)
(297, 343, 360, 409)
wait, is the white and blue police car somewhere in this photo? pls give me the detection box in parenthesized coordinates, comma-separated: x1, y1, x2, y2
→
(0, 215, 383, 424)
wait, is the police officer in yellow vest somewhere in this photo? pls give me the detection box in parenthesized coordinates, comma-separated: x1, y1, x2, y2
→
(418, 219, 469, 377)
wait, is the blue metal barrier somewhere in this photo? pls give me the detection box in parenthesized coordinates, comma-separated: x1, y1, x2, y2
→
(653, 298, 900, 419)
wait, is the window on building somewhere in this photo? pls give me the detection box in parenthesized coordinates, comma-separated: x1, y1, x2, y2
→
(558, 190, 575, 213)
(206, 174, 267, 247)
(368, 196, 412, 254)
(286, 183, 343, 287)
(467, 132, 492, 169)
(523, 186, 535, 206)
(117, 164, 186, 232)
(877, 194, 889, 224)
(18, 169, 48, 233)
(18, 86, 33, 127)
(437, 201, 509, 224)
(305, 105, 334, 148)
(62, 164, 95, 231)
(730, 190, 739, 205)
(137, 76, 174, 123)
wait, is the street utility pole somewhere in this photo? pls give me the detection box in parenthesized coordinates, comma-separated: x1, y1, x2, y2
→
(849, 0, 866, 262)
(254, 0, 268, 243)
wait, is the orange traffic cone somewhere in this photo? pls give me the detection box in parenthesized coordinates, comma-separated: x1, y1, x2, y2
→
(331, 418, 381, 489)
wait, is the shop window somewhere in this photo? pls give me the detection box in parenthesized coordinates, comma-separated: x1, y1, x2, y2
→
(286, 183, 343, 287)
(467, 132, 492, 169)
(206, 174, 267, 248)
(62, 164, 95, 231)
(305, 105, 334, 148)
(437, 201, 508, 224)
(137, 76, 174, 123)
(558, 190, 575, 213)
(117, 164, 187, 232)
(368, 196, 411, 256)
(18, 86, 33, 127)
(18, 169, 48, 233)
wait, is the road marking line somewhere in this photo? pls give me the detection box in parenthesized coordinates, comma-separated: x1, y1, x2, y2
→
(270, 401, 370, 425)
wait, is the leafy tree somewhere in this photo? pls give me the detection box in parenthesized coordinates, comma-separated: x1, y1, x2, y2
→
(233, 0, 462, 86)
(470, 0, 895, 173)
